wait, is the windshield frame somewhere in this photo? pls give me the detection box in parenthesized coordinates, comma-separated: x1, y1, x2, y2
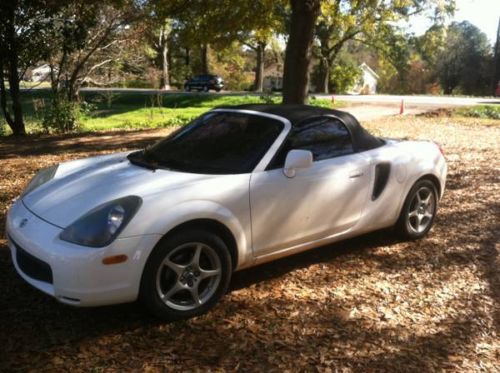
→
(130, 109, 292, 175)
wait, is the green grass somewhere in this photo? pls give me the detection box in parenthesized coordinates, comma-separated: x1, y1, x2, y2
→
(81, 106, 208, 131)
(0, 90, 341, 134)
(454, 105, 500, 120)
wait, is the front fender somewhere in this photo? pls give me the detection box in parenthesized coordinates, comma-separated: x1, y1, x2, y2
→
(128, 199, 251, 271)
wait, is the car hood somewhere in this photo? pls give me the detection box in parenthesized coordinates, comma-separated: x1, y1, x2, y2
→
(22, 152, 215, 228)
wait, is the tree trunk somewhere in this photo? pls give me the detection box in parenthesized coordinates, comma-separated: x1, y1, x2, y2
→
(0, 11, 26, 136)
(443, 77, 455, 95)
(282, 0, 321, 104)
(201, 44, 209, 74)
(493, 17, 500, 95)
(67, 80, 80, 102)
(253, 42, 266, 92)
(318, 57, 330, 94)
(0, 62, 15, 130)
(159, 26, 170, 90)
(7, 53, 25, 135)
(185, 47, 190, 66)
(67, 58, 82, 102)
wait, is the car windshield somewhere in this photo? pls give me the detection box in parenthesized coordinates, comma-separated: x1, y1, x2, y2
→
(129, 111, 283, 174)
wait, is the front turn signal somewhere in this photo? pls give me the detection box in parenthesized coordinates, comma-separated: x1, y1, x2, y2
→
(102, 255, 128, 265)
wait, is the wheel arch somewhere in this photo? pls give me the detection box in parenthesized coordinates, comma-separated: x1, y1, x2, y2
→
(417, 173, 442, 198)
(396, 173, 442, 222)
(130, 197, 252, 272)
(394, 174, 441, 239)
(160, 218, 239, 270)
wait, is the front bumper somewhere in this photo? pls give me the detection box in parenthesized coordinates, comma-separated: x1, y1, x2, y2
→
(6, 200, 161, 306)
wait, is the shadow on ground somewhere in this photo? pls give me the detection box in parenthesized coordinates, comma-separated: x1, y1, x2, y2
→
(0, 129, 165, 159)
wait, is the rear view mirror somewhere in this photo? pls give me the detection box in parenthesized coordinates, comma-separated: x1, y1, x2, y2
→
(283, 150, 313, 178)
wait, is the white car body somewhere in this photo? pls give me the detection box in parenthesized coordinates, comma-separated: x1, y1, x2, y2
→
(6, 107, 447, 307)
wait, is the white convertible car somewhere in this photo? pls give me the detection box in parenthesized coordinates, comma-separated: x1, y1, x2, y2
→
(6, 104, 447, 319)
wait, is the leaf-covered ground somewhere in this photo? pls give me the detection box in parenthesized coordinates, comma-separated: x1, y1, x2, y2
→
(0, 115, 498, 371)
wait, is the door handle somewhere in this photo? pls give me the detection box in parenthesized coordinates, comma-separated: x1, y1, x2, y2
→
(349, 171, 364, 178)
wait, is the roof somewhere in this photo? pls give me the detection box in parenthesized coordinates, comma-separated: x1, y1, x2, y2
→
(216, 104, 384, 151)
(32, 64, 50, 72)
(359, 62, 379, 79)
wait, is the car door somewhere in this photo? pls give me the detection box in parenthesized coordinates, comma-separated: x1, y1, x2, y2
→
(250, 116, 371, 257)
(190, 76, 200, 89)
(198, 75, 208, 89)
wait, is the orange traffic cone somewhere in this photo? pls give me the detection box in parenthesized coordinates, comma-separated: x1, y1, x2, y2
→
(399, 99, 405, 115)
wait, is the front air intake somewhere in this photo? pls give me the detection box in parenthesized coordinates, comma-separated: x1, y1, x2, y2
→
(10, 236, 53, 284)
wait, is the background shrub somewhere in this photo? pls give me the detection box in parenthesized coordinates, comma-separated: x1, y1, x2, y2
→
(457, 105, 500, 120)
(41, 96, 82, 133)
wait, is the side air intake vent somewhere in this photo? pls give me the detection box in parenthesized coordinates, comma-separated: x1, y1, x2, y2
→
(372, 163, 391, 200)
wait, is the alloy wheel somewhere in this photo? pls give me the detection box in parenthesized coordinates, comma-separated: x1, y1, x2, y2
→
(407, 185, 436, 234)
(155, 242, 222, 311)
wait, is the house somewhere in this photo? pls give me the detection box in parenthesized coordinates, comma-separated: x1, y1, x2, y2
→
(261, 60, 285, 91)
(31, 64, 51, 82)
(263, 75, 283, 91)
(351, 62, 379, 94)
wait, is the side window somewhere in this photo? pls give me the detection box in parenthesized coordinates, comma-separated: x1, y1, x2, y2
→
(268, 116, 354, 168)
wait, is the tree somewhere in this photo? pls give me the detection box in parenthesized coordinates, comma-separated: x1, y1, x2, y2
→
(435, 21, 492, 95)
(211, 42, 252, 90)
(143, 0, 201, 89)
(329, 56, 361, 93)
(235, 0, 286, 91)
(0, 0, 58, 135)
(143, 18, 174, 89)
(0, 1, 25, 135)
(493, 17, 500, 95)
(46, 1, 139, 101)
(282, 0, 454, 102)
(240, 35, 271, 92)
(152, 0, 285, 90)
(282, 0, 321, 104)
(314, 0, 378, 94)
(312, 0, 455, 94)
(159, 0, 236, 76)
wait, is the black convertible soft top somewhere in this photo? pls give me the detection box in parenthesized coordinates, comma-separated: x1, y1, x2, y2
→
(216, 104, 384, 152)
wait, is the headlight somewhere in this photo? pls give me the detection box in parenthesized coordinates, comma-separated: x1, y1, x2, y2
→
(22, 165, 58, 197)
(60, 196, 142, 247)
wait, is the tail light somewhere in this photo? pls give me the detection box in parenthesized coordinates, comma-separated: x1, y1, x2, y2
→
(209, 79, 215, 84)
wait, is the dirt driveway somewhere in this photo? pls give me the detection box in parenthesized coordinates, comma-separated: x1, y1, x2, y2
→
(0, 115, 498, 371)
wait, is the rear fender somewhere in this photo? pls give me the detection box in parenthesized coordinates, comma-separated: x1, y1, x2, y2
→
(395, 142, 447, 218)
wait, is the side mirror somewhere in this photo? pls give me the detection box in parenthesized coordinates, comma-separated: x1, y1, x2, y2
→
(283, 149, 313, 178)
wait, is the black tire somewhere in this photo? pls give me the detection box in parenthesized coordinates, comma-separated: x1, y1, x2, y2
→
(215, 88, 221, 92)
(396, 179, 438, 240)
(140, 229, 232, 320)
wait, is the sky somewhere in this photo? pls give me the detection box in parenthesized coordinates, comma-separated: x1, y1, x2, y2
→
(403, 0, 500, 44)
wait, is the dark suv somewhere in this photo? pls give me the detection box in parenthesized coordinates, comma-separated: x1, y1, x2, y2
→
(184, 74, 224, 92)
